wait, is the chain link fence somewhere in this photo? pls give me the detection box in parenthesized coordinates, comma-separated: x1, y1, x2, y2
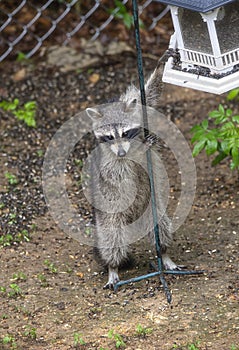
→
(0, 0, 170, 62)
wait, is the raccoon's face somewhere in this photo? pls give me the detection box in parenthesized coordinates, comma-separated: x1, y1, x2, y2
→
(95, 123, 141, 157)
(86, 103, 141, 157)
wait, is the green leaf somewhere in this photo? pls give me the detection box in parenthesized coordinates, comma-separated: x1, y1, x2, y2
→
(232, 115, 239, 123)
(218, 104, 225, 115)
(114, 0, 127, 13)
(190, 124, 203, 133)
(192, 139, 206, 157)
(123, 12, 133, 29)
(208, 110, 222, 118)
(211, 151, 228, 166)
(201, 119, 208, 130)
(213, 114, 228, 125)
(227, 88, 239, 101)
(220, 140, 231, 154)
(24, 101, 36, 109)
(231, 146, 239, 167)
(190, 129, 206, 144)
(226, 108, 232, 117)
(205, 139, 218, 156)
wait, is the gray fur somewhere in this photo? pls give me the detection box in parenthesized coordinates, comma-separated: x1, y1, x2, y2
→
(86, 64, 178, 289)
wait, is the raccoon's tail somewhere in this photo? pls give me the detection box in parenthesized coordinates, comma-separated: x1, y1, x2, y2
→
(119, 54, 167, 110)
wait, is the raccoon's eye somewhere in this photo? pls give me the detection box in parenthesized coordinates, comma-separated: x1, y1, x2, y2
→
(122, 128, 140, 139)
(100, 135, 114, 142)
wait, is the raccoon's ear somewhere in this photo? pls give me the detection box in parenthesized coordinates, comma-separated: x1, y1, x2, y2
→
(124, 98, 137, 113)
(86, 108, 102, 121)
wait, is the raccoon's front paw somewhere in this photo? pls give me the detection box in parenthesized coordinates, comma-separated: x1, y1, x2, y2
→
(103, 267, 120, 290)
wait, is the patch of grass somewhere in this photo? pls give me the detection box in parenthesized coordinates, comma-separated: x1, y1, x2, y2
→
(0, 234, 14, 247)
(108, 329, 126, 348)
(37, 273, 49, 287)
(187, 341, 201, 350)
(231, 345, 239, 350)
(8, 213, 17, 225)
(74, 158, 84, 167)
(0, 229, 30, 248)
(14, 305, 32, 317)
(23, 325, 37, 340)
(135, 324, 153, 337)
(16, 51, 28, 62)
(73, 332, 86, 347)
(12, 272, 27, 281)
(0, 286, 7, 293)
(1, 335, 17, 349)
(1, 284, 23, 299)
(44, 259, 58, 274)
(15, 229, 30, 243)
(36, 149, 44, 157)
(0, 98, 37, 127)
(8, 283, 23, 298)
(4, 172, 18, 186)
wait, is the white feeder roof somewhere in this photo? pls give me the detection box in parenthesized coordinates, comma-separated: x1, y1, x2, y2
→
(157, 0, 236, 12)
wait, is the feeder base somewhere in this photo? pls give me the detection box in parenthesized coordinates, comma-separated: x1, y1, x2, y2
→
(163, 60, 239, 94)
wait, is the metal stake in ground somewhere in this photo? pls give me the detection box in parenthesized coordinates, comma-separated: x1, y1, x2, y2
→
(114, 0, 204, 302)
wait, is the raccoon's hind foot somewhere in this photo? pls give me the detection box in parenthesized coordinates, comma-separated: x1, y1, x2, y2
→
(162, 253, 185, 270)
(103, 266, 120, 290)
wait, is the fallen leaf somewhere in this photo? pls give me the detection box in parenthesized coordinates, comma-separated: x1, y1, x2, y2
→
(12, 68, 27, 81)
(76, 272, 84, 278)
(89, 73, 100, 84)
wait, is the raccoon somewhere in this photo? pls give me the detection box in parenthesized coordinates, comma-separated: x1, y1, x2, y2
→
(86, 64, 179, 289)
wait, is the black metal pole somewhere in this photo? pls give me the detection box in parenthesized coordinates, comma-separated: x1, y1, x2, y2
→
(114, 1, 204, 302)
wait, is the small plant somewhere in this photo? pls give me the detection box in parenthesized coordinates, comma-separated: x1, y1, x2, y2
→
(0, 230, 30, 247)
(74, 158, 84, 167)
(16, 51, 28, 62)
(231, 345, 239, 350)
(135, 323, 153, 337)
(187, 341, 200, 350)
(16, 229, 30, 243)
(12, 272, 27, 281)
(64, 264, 73, 274)
(23, 325, 37, 340)
(37, 273, 49, 287)
(84, 226, 91, 236)
(36, 149, 44, 157)
(227, 88, 239, 101)
(8, 213, 17, 225)
(108, 329, 126, 349)
(5, 172, 18, 186)
(0, 98, 37, 127)
(2, 335, 17, 349)
(8, 283, 23, 298)
(191, 94, 239, 171)
(0, 234, 14, 247)
(44, 259, 58, 273)
(73, 332, 86, 346)
(108, 0, 143, 29)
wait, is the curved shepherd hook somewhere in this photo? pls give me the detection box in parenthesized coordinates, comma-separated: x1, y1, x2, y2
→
(114, 0, 204, 303)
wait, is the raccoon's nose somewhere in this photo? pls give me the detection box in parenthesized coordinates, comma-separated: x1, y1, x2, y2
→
(117, 148, 126, 157)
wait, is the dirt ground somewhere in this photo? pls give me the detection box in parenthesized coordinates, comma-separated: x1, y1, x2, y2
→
(0, 44, 238, 350)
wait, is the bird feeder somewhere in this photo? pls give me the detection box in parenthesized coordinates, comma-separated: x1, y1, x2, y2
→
(158, 0, 239, 94)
